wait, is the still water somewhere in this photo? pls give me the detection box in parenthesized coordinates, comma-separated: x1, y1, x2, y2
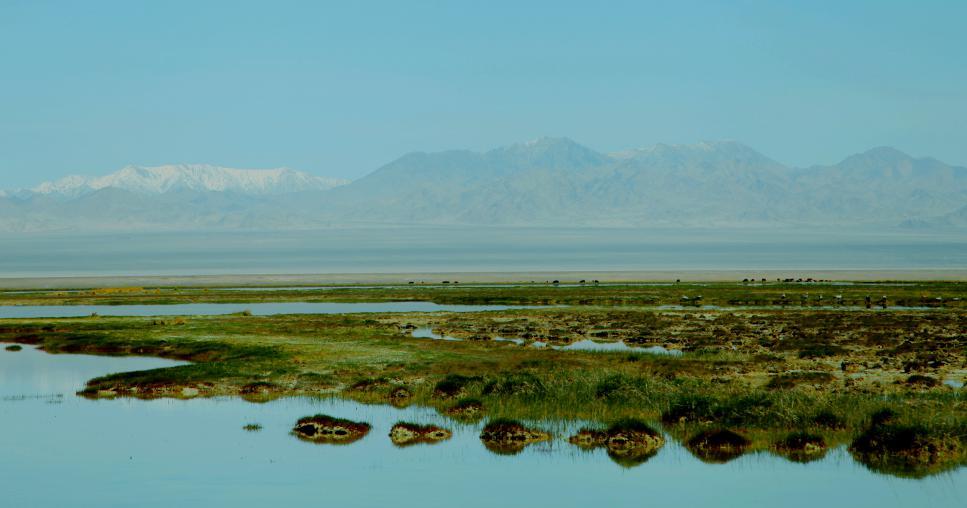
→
(0, 302, 539, 319)
(0, 347, 964, 508)
(2, 228, 966, 277)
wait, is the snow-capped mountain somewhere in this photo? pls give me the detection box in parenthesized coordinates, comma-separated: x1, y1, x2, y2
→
(30, 164, 348, 197)
(2, 140, 965, 232)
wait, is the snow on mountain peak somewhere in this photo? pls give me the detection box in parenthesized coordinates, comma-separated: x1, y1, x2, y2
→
(31, 164, 349, 196)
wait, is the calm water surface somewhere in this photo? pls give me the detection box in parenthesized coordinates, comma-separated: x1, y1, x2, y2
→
(0, 347, 964, 508)
(0, 302, 539, 319)
(2, 228, 966, 277)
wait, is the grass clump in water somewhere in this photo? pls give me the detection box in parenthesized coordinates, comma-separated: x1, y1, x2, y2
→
(389, 421, 452, 447)
(773, 431, 828, 462)
(479, 418, 550, 455)
(810, 410, 847, 430)
(292, 414, 371, 444)
(849, 412, 966, 478)
(445, 397, 485, 421)
(686, 429, 751, 464)
(662, 393, 776, 428)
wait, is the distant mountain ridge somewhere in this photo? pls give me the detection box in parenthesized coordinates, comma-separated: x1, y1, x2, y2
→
(2, 139, 965, 231)
(27, 164, 349, 197)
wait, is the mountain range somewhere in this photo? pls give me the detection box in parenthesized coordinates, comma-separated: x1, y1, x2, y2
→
(25, 164, 348, 197)
(2, 139, 965, 232)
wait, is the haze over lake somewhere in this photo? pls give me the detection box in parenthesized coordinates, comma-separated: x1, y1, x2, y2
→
(2, 227, 966, 278)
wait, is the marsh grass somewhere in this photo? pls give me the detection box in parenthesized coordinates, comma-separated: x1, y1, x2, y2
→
(766, 371, 836, 390)
(433, 374, 482, 398)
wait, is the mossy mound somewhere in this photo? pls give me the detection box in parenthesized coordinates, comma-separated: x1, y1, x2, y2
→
(479, 419, 550, 455)
(4, 344, 23, 352)
(292, 414, 371, 444)
(904, 374, 940, 389)
(389, 422, 452, 447)
(388, 386, 413, 406)
(349, 377, 390, 392)
(569, 418, 665, 467)
(445, 398, 485, 421)
(811, 410, 847, 430)
(773, 431, 828, 463)
(869, 408, 898, 427)
(239, 381, 280, 401)
(849, 423, 963, 478)
(686, 429, 751, 463)
(433, 374, 479, 398)
(661, 395, 717, 425)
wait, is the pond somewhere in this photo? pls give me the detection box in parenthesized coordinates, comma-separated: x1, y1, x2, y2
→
(0, 346, 964, 507)
(0, 302, 542, 319)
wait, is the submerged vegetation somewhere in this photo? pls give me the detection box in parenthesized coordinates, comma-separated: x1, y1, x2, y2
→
(0, 281, 964, 476)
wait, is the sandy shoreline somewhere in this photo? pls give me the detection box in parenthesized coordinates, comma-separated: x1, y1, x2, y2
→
(1, 269, 966, 289)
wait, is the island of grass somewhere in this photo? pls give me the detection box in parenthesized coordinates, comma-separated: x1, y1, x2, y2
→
(0, 281, 964, 476)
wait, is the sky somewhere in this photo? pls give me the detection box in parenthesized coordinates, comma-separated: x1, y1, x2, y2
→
(1, 0, 966, 188)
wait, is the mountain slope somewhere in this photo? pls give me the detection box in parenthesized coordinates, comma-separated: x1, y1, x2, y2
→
(791, 147, 967, 222)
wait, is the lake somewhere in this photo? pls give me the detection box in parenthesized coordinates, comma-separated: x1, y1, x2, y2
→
(2, 227, 965, 277)
(0, 346, 964, 508)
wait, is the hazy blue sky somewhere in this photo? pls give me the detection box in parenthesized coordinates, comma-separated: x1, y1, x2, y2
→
(1, 0, 965, 188)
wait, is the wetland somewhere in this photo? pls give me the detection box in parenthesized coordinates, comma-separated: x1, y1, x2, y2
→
(0, 280, 965, 506)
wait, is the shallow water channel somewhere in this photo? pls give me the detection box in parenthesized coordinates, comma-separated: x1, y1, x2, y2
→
(411, 327, 682, 355)
(0, 346, 964, 507)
